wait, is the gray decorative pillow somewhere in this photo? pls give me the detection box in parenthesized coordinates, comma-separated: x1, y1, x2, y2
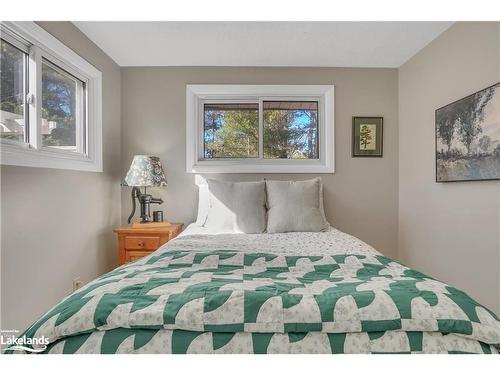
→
(204, 180, 266, 233)
(266, 177, 329, 233)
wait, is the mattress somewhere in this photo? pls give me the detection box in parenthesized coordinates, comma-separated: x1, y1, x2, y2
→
(7, 224, 500, 354)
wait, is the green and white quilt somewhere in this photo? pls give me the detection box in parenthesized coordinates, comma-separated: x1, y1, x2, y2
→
(8, 228, 500, 354)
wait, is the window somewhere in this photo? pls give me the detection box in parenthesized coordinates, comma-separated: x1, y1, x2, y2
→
(263, 101, 318, 159)
(203, 102, 259, 158)
(0, 37, 28, 143)
(0, 22, 102, 172)
(41, 59, 85, 152)
(187, 85, 334, 173)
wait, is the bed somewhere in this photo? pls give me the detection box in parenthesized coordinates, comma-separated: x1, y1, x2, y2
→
(9, 223, 500, 354)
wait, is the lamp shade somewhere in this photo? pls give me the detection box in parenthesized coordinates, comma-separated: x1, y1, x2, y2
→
(122, 155, 167, 187)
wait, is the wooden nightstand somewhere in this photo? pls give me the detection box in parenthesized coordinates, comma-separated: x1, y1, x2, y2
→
(114, 223, 183, 265)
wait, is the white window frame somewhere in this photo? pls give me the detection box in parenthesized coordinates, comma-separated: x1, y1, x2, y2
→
(0, 21, 102, 172)
(186, 84, 335, 174)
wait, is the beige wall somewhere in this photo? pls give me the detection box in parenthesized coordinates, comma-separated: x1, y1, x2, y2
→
(121, 67, 399, 258)
(0, 22, 122, 331)
(399, 22, 500, 314)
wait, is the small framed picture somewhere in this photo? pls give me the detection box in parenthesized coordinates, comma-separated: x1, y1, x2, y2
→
(352, 116, 383, 157)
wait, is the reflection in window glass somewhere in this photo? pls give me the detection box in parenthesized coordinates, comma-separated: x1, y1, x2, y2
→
(42, 60, 83, 152)
(204, 103, 259, 158)
(263, 101, 319, 159)
(0, 38, 27, 143)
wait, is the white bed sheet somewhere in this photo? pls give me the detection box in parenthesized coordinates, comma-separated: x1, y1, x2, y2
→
(161, 223, 380, 257)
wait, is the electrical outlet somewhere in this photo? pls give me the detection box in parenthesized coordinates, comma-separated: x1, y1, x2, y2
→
(72, 277, 82, 292)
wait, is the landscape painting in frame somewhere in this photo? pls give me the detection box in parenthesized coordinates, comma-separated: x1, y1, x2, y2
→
(436, 82, 500, 182)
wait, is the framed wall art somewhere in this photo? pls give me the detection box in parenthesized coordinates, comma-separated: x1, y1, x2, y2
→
(436, 82, 500, 182)
(352, 116, 383, 157)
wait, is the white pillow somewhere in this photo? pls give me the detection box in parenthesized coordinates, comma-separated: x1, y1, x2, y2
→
(204, 180, 267, 233)
(318, 182, 329, 225)
(266, 177, 329, 233)
(195, 183, 209, 226)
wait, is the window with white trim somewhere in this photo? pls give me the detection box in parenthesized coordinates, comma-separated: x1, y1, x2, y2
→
(186, 85, 335, 173)
(0, 22, 102, 172)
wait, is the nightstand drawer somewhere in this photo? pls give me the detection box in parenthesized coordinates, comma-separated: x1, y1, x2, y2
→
(124, 236, 160, 250)
(125, 250, 153, 263)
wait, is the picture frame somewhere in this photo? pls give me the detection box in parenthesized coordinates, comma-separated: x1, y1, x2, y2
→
(435, 82, 500, 183)
(352, 116, 383, 157)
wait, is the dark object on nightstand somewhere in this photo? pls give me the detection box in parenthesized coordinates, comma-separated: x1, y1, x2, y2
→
(153, 211, 163, 222)
(122, 155, 168, 223)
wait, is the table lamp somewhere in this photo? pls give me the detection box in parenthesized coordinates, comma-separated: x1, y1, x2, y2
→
(122, 155, 168, 224)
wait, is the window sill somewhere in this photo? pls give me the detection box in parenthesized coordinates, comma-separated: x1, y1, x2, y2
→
(189, 159, 334, 174)
(0, 141, 102, 172)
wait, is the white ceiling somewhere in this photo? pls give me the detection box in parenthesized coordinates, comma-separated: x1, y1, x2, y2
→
(73, 22, 453, 68)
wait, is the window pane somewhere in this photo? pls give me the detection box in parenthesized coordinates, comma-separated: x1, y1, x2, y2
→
(204, 103, 259, 158)
(263, 101, 319, 159)
(42, 60, 83, 152)
(0, 39, 27, 143)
